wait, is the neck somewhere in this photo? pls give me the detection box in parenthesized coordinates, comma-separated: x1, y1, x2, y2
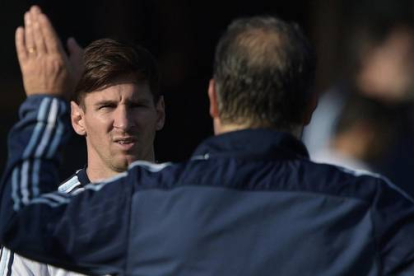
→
(86, 148, 155, 183)
(332, 133, 367, 162)
(214, 118, 303, 139)
(86, 165, 119, 183)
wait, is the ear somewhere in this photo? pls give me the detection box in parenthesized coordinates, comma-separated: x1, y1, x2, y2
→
(208, 79, 219, 119)
(155, 96, 166, 131)
(302, 92, 318, 126)
(71, 101, 87, 136)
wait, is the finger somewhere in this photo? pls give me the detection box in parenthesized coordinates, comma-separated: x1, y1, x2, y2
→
(37, 12, 63, 55)
(31, 5, 42, 13)
(67, 37, 84, 60)
(67, 37, 84, 81)
(24, 11, 36, 55)
(15, 27, 28, 62)
(31, 6, 47, 55)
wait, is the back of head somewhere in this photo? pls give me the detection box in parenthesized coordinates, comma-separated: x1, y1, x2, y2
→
(334, 94, 393, 137)
(213, 16, 316, 131)
(333, 93, 395, 162)
(74, 38, 160, 108)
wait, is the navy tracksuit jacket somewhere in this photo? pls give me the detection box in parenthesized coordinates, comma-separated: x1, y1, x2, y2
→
(1, 95, 414, 275)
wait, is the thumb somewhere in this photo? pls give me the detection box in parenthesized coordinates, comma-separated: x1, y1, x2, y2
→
(67, 37, 84, 82)
(67, 37, 83, 57)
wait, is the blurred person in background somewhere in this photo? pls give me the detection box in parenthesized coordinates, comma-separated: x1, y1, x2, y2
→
(304, 1, 414, 195)
(313, 93, 395, 173)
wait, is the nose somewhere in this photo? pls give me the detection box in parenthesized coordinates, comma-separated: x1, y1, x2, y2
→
(113, 105, 134, 130)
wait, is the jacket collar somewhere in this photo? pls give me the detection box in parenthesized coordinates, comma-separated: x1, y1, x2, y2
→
(192, 129, 309, 161)
(77, 167, 91, 186)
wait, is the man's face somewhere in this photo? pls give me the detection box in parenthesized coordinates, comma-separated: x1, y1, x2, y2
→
(71, 81, 165, 175)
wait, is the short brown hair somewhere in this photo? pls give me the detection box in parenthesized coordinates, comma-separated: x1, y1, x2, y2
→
(74, 38, 160, 107)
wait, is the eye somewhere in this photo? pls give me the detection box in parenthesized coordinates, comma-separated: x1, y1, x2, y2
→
(98, 104, 116, 110)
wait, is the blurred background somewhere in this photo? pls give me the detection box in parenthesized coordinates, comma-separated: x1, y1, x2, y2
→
(1, 0, 413, 195)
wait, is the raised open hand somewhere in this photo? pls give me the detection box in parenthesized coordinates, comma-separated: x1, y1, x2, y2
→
(15, 6, 83, 100)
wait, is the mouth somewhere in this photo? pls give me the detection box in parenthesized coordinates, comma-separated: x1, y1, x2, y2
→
(113, 137, 137, 150)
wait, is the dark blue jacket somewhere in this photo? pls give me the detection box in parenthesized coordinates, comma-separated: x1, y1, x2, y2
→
(1, 96, 414, 275)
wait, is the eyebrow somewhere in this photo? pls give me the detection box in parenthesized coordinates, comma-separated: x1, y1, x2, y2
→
(94, 98, 152, 106)
(94, 100, 117, 107)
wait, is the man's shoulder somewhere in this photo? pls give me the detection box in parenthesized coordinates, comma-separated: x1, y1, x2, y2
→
(305, 159, 414, 204)
(127, 155, 377, 194)
(125, 155, 412, 207)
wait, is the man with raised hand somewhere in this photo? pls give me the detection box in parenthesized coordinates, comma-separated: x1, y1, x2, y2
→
(0, 6, 164, 276)
(1, 6, 414, 276)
